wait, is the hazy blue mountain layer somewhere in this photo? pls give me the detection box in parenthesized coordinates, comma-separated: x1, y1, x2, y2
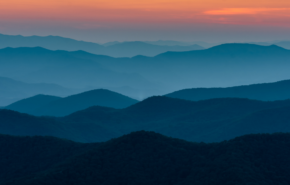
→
(273, 41, 290, 49)
(166, 79, 290, 101)
(75, 43, 290, 89)
(2, 44, 290, 99)
(0, 47, 160, 91)
(5, 95, 62, 114)
(250, 40, 290, 49)
(0, 34, 204, 57)
(6, 89, 139, 117)
(0, 76, 74, 106)
(99, 41, 204, 57)
(144, 40, 218, 48)
(2, 96, 290, 143)
(1, 132, 290, 185)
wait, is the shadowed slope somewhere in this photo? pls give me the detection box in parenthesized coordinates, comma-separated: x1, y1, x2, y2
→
(3, 96, 290, 143)
(0, 109, 119, 142)
(166, 79, 290, 101)
(2, 132, 290, 185)
(32, 89, 139, 117)
(5, 95, 61, 114)
(63, 96, 290, 142)
(5, 89, 139, 117)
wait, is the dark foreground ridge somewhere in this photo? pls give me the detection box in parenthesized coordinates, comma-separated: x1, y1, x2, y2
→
(1, 131, 290, 185)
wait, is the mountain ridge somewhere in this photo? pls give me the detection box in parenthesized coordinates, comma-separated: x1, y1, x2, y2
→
(6, 89, 139, 117)
(0, 76, 74, 106)
(3, 96, 290, 143)
(1, 131, 290, 184)
(165, 79, 290, 101)
(0, 34, 204, 57)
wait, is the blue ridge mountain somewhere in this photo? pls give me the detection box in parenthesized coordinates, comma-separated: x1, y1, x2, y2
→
(165, 79, 290, 101)
(0, 47, 160, 91)
(2, 44, 290, 99)
(0, 76, 74, 106)
(77, 43, 290, 89)
(0, 34, 204, 57)
(6, 89, 139, 117)
(5, 95, 61, 114)
(2, 96, 290, 143)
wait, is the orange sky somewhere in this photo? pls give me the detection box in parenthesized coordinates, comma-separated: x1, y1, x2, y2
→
(1, 0, 290, 25)
(0, 0, 290, 42)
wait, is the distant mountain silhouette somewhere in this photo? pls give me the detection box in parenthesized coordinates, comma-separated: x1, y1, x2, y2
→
(145, 40, 218, 48)
(5, 95, 61, 114)
(2, 132, 290, 185)
(3, 44, 290, 100)
(0, 33, 104, 53)
(100, 41, 204, 57)
(0, 76, 74, 106)
(273, 41, 290, 49)
(248, 41, 290, 50)
(0, 47, 160, 92)
(166, 79, 290, 101)
(6, 89, 139, 117)
(88, 43, 290, 89)
(0, 34, 204, 57)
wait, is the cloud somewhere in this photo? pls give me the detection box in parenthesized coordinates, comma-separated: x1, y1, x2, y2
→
(204, 8, 289, 15)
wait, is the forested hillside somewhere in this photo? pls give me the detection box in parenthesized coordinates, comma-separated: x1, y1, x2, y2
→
(1, 132, 290, 185)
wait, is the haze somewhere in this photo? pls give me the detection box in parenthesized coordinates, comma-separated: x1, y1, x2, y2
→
(1, 0, 290, 42)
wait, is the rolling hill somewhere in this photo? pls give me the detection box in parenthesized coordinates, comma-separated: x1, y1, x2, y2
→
(5, 95, 61, 114)
(3, 96, 290, 143)
(6, 89, 139, 117)
(0, 109, 119, 142)
(165, 79, 290, 101)
(0, 76, 74, 106)
(1, 132, 290, 185)
(62, 96, 290, 142)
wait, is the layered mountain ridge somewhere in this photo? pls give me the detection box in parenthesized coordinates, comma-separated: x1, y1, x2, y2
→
(1, 131, 290, 185)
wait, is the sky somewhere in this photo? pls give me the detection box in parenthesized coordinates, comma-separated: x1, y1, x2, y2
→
(0, 0, 290, 43)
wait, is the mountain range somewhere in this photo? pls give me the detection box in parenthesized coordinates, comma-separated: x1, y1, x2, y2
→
(166, 79, 290, 101)
(144, 40, 219, 48)
(2, 44, 290, 96)
(5, 89, 138, 117)
(0, 34, 204, 57)
(2, 96, 290, 143)
(0, 47, 161, 92)
(75, 43, 290, 89)
(251, 40, 290, 50)
(1, 131, 290, 185)
(2, 43, 290, 110)
(0, 76, 75, 106)
(3, 32, 290, 185)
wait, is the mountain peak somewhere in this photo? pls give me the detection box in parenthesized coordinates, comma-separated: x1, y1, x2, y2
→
(208, 43, 287, 52)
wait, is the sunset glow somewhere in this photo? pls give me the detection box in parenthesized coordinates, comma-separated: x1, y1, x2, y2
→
(0, 0, 290, 42)
(204, 8, 290, 15)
